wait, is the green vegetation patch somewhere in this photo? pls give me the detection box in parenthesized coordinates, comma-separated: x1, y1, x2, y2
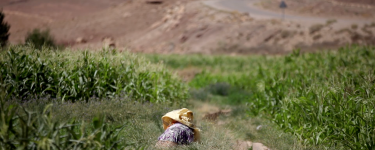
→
(0, 101, 132, 149)
(0, 46, 187, 103)
(25, 29, 57, 49)
(0, 45, 191, 149)
(147, 46, 375, 149)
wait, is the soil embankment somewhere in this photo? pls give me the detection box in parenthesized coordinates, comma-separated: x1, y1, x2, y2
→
(3, 0, 375, 54)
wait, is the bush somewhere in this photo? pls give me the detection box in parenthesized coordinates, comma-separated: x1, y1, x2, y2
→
(0, 10, 10, 48)
(309, 24, 324, 35)
(325, 19, 337, 26)
(207, 82, 231, 96)
(351, 24, 358, 30)
(280, 30, 294, 39)
(25, 29, 56, 49)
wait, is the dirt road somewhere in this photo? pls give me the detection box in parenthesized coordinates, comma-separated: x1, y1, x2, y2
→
(203, 0, 374, 27)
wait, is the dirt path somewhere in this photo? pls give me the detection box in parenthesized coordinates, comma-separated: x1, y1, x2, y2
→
(194, 102, 271, 150)
(202, 0, 373, 28)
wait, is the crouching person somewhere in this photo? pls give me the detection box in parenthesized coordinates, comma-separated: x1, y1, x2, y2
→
(156, 108, 201, 148)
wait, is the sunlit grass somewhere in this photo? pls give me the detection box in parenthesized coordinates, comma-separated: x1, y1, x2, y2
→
(146, 46, 375, 149)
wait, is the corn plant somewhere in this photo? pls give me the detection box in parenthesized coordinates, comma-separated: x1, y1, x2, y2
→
(0, 46, 187, 103)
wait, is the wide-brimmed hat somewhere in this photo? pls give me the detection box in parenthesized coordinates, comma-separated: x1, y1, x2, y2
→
(162, 108, 201, 142)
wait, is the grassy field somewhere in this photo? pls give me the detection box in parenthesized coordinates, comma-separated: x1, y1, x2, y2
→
(1, 45, 374, 149)
(147, 46, 375, 149)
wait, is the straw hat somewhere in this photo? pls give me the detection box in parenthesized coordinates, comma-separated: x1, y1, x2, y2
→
(162, 108, 201, 142)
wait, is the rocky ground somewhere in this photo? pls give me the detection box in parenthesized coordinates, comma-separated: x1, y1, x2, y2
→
(3, 0, 375, 55)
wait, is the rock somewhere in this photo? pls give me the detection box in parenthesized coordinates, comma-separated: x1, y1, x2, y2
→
(235, 141, 253, 150)
(199, 24, 208, 31)
(180, 35, 188, 43)
(168, 42, 175, 51)
(221, 109, 232, 115)
(252, 143, 270, 150)
(150, 21, 162, 29)
(177, 6, 185, 15)
(75, 37, 87, 44)
(122, 12, 131, 18)
(102, 37, 115, 48)
(203, 109, 232, 121)
(196, 33, 203, 38)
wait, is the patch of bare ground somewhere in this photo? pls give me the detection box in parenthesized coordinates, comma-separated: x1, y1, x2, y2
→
(192, 100, 321, 149)
(193, 102, 271, 150)
(3, 0, 129, 43)
(121, 1, 375, 55)
(177, 67, 202, 82)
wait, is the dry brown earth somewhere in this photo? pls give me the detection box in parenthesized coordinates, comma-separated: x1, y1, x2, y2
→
(3, 0, 375, 54)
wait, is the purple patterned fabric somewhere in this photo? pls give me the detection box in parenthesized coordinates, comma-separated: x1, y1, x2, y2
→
(158, 123, 194, 145)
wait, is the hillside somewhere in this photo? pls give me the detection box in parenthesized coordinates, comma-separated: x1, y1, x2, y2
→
(3, 0, 375, 54)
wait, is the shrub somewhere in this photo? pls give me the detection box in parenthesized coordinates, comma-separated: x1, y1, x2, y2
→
(207, 82, 231, 96)
(0, 10, 10, 48)
(325, 19, 337, 26)
(312, 34, 322, 40)
(351, 24, 358, 30)
(25, 29, 56, 49)
(309, 24, 324, 35)
(280, 30, 294, 39)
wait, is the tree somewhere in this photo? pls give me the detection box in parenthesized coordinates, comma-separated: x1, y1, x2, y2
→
(25, 29, 56, 49)
(0, 9, 10, 48)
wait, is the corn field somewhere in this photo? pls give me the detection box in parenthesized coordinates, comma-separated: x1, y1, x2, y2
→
(0, 45, 190, 149)
(148, 46, 375, 149)
(0, 46, 187, 103)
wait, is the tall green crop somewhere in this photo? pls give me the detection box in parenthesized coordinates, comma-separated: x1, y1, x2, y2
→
(0, 46, 187, 103)
(250, 47, 375, 149)
(152, 46, 375, 149)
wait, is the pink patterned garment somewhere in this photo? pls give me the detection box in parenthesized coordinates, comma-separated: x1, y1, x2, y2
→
(158, 123, 194, 145)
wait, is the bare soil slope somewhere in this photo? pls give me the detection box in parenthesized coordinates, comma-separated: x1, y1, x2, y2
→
(3, 0, 375, 54)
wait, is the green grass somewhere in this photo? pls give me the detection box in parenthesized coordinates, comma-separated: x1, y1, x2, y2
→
(1, 94, 239, 150)
(0, 46, 241, 150)
(0, 45, 189, 149)
(2, 45, 375, 149)
(146, 46, 375, 149)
